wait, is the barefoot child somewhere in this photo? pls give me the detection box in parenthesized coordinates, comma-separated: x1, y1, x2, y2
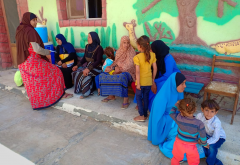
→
(170, 98, 208, 165)
(95, 47, 115, 95)
(196, 100, 226, 165)
(133, 35, 157, 122)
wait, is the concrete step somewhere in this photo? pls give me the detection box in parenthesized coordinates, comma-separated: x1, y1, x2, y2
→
(1, 69, 240, 165)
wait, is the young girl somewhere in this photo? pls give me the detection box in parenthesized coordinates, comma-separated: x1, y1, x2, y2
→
(133, 35, 157, 121)
(95, 47, 115, 95)
(170, 98, 208, 165)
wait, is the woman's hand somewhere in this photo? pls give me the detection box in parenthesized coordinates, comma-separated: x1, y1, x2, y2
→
(113, 66, 122, 74)
(83, 68, 90, 76)
(57, 61, 62, 66)
(104, 66, 112, 73)
(72, 65, 78, 71)
(62, 63, 67, 68)
(151, 81, 157, 94)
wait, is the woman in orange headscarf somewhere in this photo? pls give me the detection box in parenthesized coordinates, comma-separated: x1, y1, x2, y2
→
(16, 12, 72, 110)
(99, 36, 136, 109)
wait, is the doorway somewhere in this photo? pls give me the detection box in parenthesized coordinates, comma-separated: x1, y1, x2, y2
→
(3, 0, 20, 68)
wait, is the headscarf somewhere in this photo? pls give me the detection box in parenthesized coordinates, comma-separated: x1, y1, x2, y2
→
(148, 72, 185, 145)
(88, 32, 100, 51)
(15, 12, 47, 65)
(56, 34, 76, 54)
(113, 36, 136, 81)
(151, 40, 170, 76)
(175, 72, 186, 87)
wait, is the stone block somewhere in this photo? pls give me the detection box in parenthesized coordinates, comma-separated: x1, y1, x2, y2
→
(76, 20, 82, 26)
(102, 20, 107, 27)
(82, 20, 88, 26)
(88, 20, 94, 26)
(94, 20, 102, 26)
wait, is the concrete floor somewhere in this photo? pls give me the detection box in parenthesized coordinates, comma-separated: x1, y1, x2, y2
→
(1, 69, 240, 165)
(0, 90, 209, 165)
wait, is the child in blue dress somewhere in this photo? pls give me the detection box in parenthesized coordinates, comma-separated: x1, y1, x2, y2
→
(95, 47, 115, 95)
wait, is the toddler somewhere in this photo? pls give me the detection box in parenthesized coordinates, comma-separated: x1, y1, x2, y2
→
(133, 35, 157, 121)
(95, 47, 115, 95)
(196, 100, 226, 165)
(170, 98, 207, 165)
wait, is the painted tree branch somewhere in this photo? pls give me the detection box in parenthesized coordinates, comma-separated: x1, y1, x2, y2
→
(218, 0, 237, 18)
(142, 0, 161, 14)
(145, 22, 173, 41)
(155, 23, 173, 40)
(144, 22, 158, 41)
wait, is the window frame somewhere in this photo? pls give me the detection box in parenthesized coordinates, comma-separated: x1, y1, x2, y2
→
(57, 0, 107, 27)
(66, 0, 86, 19)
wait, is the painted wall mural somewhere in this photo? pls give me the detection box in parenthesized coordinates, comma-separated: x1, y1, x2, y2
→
(211, 39, 240, 55)
(26, 0, 240, 87)
(36, 7, 47, 25)
(134, 0, 239, 46)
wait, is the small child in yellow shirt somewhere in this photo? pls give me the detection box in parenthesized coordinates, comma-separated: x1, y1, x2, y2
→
(133, 35, 157, 122)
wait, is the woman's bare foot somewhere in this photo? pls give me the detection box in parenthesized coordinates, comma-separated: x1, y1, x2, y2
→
(123, 97, 129, 104)
(62, 93, 73, 99)
(101, 95, 116, 102)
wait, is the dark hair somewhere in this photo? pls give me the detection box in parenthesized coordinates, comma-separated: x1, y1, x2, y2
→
(179, 98, 196, 116)
(201, 100, 220, 111)
(137, 35, 151, 63)
(104, 47, 115, 60)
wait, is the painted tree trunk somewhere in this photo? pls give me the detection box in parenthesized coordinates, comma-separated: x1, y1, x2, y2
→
(173, 0, 207, 46)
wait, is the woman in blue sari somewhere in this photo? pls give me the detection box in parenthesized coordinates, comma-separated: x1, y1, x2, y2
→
(148, 72, 205, 160)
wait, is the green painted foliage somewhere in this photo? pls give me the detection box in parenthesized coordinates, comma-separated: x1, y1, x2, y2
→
(51, 31, 57, 46)
(56, 22, 60, 34)
(196, 0, 240, 25)
(105, 26, 111, 47)
(143, 21, 175, 44)
(95, 28, 99, 34)
(112, 23, 118, 49)
(101, 27, 106, 48)
(79, 24, 118, 49)
(133, 0, 178, 24)
(70, 28, 75, 46)
(64, 28, 68, 41)
(80, 32, 88, 48)
(134, 0, 240, 25)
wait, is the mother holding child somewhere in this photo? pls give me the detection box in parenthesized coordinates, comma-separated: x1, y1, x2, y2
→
(99, 36, 136, 109)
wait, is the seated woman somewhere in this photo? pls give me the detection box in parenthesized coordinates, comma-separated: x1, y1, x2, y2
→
(99, 36, 136, 109)
(148, 72, 205, 160)
(55, 34, 78, 89)
(72, 32, 103, 99)
(148, 40, 180, 111)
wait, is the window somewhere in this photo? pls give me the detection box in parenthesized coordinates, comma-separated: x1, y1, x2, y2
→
(67, 0, 102, 19)
(57, 0, 107, 27)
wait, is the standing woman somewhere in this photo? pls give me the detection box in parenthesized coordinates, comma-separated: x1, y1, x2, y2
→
(55, 34, 78, 89)
(148, 40, 180, 111)
(16, 12, 72, 110)
(72, 32, 103, 99)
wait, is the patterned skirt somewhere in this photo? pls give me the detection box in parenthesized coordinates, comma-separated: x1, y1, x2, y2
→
(18, 44, 65, 110)
(72, 62, 101, 96)
(99, 72, 132, 97)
